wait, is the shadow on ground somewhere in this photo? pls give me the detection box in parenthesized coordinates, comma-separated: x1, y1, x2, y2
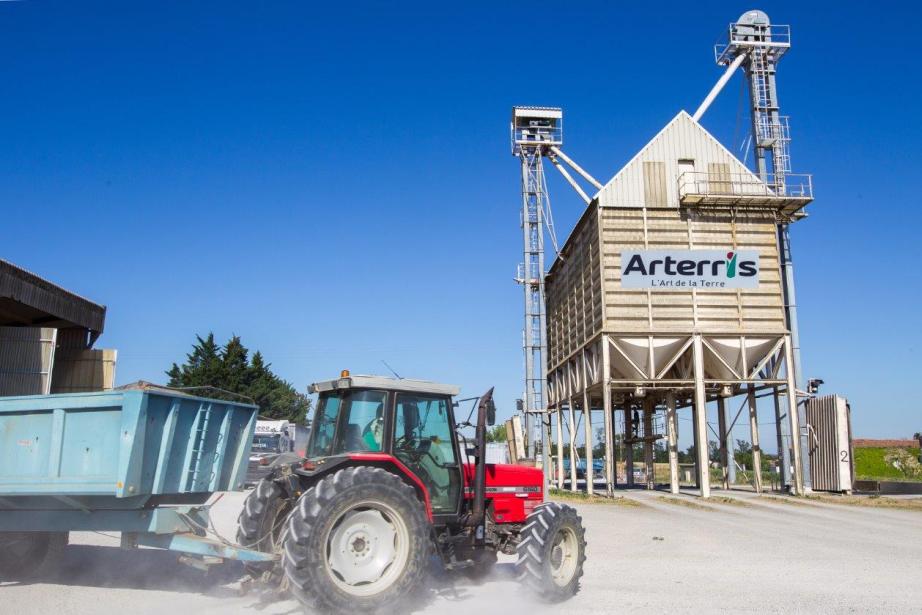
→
(3, 544, 245, 598)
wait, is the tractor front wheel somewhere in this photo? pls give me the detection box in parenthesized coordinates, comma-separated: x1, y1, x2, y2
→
(516, 502, 586, 602)
(283, 466, 430, 614)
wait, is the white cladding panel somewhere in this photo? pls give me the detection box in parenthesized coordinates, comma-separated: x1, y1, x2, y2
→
(595, 111, 763, 209)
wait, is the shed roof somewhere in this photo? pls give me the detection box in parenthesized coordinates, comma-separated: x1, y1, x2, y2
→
(0, 259, 107, 339)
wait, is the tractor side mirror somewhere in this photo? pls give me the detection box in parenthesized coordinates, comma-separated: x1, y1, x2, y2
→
(486, 398, 496, 426)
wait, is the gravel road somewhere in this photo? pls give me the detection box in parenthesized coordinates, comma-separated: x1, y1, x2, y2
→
(2, 489, 920, 614)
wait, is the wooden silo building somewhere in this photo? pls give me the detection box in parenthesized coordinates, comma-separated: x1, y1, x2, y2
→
(544, 111, 812, 497)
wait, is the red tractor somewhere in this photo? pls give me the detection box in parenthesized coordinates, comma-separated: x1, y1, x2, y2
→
(237, 372, 586, 613)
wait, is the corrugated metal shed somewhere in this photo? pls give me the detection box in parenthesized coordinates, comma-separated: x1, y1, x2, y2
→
(0, 327, 57, 395)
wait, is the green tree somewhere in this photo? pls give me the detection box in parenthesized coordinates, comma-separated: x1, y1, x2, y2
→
(734, 439, 754, 470)
(486, 424, 507, 443)
(167, 333, 312, 424)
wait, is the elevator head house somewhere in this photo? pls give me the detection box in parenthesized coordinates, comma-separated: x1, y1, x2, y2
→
(544, 110, 813, 498)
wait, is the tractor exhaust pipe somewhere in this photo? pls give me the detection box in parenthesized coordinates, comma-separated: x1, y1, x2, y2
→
(465, 387, 495, 536)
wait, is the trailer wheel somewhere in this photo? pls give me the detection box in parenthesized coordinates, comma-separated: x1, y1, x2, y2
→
(237, 478, 294, 586)
(284, 466, 430, 614)
(516, 502, 586, 601)
(0, 532, 68, 580)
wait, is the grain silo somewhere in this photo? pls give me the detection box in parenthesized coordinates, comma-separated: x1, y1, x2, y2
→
(543, 108, 812, 498)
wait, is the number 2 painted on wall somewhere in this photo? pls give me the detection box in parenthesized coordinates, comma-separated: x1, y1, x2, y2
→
(840, 450, 849, 463)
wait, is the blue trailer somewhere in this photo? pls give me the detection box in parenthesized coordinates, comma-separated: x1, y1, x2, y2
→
(0, 387, 278, 577)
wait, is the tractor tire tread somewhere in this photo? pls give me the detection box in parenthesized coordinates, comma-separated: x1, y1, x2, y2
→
(515, 502, 586, 602)
(236, 478, 293, 583)
(283, 465, 430, 614)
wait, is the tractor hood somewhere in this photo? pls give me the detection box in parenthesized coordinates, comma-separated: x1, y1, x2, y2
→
(463, 462, 543, 491)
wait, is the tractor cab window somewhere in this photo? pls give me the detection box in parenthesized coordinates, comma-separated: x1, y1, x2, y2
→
(393, 393, 460, 513)
(307, 390, 387, 457)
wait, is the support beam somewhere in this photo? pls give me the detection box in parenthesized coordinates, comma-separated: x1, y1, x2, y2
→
(544, 411, 553, 490)
(784, 335, 805, 495)
(556, 408, 564, 490)
(624, 399, 635, 487)
(666, 392, 679, 495)
(601, 338, 614, 496)
(717, 397, 730, 490)
(643, 398, 655, 490)
(549, 157, 592, 205)
(692, 52, 748, 121)
(549, 146, 603, 190)
(692, 335, 711, 498)
(583, 388, 594, 496)
(567, 399, 578, 492)
(773, 387, 790, 490)
(748, 385, 763, 493)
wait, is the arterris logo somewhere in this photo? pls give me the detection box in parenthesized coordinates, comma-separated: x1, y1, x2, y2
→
(621, 250, 759, 289)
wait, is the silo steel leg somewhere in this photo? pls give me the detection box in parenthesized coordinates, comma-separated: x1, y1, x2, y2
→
(666, 392, 680, 494)
(748, 385, 763, 493)
(718, 397, 730, 490)
(784, 335, 805, 495)
(693, 335, 711, 498)
(556, 408, 564, 490)
(583, 387, 594, 495)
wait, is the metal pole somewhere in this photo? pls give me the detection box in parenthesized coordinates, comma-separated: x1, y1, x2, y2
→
(556, 407, 564, 490)
(748, 384, 763, 493)
(568, 399, 578, 492)
(784, 335, 805, 495)
(692, 52, 748, 121)
(624, 399, 635, 488)
(544, 410, 552, 490)
(583, 387, 594, 496)
(773, 387, 791, 490)
(779, 223, 810, 491)
(601, 338, 614, 496)
(643, 398, 655, 490)
(549, 157, 592, 205)
(666, 391, 679, 494)
(717, 397, 730, 490)
(693, 335, 711, 498)
(548, 146, 603, 190)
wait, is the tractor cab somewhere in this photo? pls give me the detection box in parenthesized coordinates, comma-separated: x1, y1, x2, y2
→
(307, 372, 467, 516)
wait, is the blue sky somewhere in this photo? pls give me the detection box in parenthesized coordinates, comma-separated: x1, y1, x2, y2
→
(1, 1, 919, 444)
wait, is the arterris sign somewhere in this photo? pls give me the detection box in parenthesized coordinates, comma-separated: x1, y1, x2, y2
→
(620, 250, 759, 289)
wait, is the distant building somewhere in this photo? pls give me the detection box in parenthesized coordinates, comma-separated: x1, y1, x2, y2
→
(0, 259, 115, 395)
(853, 439, 919, 449)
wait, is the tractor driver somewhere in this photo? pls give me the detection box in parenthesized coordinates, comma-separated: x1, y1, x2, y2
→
(361, 403, 385, 451)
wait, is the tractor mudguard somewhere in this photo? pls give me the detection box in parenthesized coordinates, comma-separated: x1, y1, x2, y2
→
(291, 453, 434, 521)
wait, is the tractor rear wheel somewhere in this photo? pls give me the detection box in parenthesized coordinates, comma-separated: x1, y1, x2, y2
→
(0, 532, 68, 580)
(237, 478, 294, 587)
(516, 502, 586, 602)
(283, 466, 430, 614)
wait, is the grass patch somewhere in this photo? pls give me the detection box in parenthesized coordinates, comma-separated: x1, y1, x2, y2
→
(657, 495, 714, 511)
(548, 488, 643, 507)
(854, 447, 922, 482)
(804, 494, 922, 512)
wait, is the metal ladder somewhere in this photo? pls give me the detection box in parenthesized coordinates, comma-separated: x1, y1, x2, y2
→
(185, 403, 213, 492)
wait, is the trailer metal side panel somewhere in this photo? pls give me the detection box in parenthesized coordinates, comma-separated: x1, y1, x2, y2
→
(0, 390, 257, 499)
